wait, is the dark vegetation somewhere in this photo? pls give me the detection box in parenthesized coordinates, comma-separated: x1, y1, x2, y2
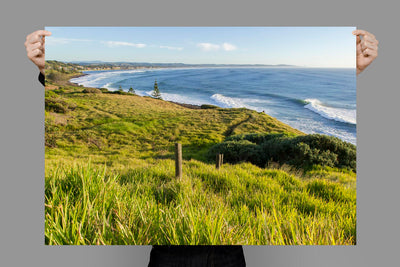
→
(208, 133, 356, 172)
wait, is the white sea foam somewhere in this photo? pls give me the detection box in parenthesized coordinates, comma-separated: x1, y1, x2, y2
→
(69, 69, 146, 89)
(210, 94, 245, 108)
(142, 90, 205, 106)
(283, 117, 356, 145)
(70, 72, 116, 88)
(304, 98, 356, 125)
(210, 94, 269, 113)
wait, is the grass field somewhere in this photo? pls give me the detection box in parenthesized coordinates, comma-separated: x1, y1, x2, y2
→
(44, 67, 356, 245)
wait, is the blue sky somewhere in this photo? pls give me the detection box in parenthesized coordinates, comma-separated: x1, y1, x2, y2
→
(45, 27, 356, 68)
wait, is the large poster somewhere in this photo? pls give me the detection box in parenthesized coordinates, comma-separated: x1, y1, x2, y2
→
(44, 27, 356, 245)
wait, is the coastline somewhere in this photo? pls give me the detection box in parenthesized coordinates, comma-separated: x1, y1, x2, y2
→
(68, 73, 203, 110)
(65, 70, 355, 144)
(67, 73, 89, 86)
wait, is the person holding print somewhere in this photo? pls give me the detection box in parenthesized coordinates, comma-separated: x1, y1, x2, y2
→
(25, 28, 378, 267)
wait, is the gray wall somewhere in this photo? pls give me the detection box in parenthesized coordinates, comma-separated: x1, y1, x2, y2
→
(1, 0, 397, 266)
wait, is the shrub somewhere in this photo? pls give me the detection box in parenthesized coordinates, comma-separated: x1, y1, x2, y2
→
(201, 104, 219, 109)
(208, 133, 356, 172)
(111, 90, 131, 95)
(82, 88, 102, 94)
(208, 140, 264, 166)
(45, 98, 69, 113)
(45, 71, 63, 83)
(45, 90, 59, 98)
(45, 97, 77, 113)
(53, 88, 65, 94)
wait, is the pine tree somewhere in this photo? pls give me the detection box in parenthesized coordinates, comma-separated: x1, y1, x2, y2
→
(151, 79, 162, 99)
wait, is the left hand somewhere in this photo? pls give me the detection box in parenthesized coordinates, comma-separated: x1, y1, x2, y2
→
(24, 30, 52, 75)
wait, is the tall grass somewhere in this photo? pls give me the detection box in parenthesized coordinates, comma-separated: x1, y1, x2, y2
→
(45, 160, 356, 245)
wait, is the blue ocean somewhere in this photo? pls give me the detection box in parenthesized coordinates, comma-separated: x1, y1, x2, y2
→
(70, 67, 356, 144)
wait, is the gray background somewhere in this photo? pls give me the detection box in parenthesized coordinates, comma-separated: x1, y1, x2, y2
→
(0, 0, 398, 266)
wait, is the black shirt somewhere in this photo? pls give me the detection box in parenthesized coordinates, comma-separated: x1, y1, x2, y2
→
(148, 245, 245, 267)
(39, 72, 45, 86)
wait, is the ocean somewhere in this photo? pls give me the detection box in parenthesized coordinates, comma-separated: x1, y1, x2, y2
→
(70, 67, 356, 144)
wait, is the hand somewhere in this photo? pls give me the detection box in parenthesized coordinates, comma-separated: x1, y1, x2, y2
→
(352, 29, 378, 75)
(24, 30, 52, 75)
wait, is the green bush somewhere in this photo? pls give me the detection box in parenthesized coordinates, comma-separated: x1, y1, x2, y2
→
(45, 97, 77, 113)
(261, 134, 356, 171)
(208, 140, 264, 166)
(208, 133, 356, 172)
(45, 71, 63, 83)
(83, 88, 102, 94)
(111, 90, 131, 95)
(53, 88, 65, 94)
(45, 98, 69, 113)
(201, 104, 219, 109)
(45, 90, 59, 98)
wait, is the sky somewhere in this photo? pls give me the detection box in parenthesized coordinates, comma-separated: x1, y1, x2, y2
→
(45, 27, 356, 68)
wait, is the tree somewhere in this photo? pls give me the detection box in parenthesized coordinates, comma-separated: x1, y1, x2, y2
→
(151, 79, 162, 99)
(129, 87, 135, 94)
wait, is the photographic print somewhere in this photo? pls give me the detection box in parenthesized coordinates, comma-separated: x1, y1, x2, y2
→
(44, 27, 356, 245)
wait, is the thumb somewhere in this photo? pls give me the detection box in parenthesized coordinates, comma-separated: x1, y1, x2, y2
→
(356, 35, 361, 44)
(355, 36, 362, 55)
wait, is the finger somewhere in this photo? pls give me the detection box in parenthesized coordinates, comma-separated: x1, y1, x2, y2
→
(363, 41, 378, 51)
(25, 41, 42, 54)
(364, 34, 378, 44)
(28, 49, 43, 59)
(356, 35, 361, 44)
(360, 41, 367, 51)
(34, 30, 52, 37)
(26, 30, 52, 44)
(352, 29, 369, 36)
(362, 48, 378, 58)
(353, 30, 377, 45)
(356, 41, 362, 55)
(31, 41, 42, 50)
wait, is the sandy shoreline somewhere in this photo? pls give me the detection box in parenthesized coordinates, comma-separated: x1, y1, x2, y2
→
(67, 73, 89, 86)
(68, 72, 205, 110)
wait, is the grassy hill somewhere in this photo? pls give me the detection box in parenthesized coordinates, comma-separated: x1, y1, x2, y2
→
(44, 66, 356, 245)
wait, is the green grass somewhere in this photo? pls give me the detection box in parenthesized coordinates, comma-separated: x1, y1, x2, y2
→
(45, 160, 356, 245)
(44, 69, 356, 245)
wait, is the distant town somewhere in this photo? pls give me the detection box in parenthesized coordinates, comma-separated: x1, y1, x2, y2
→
(45, 60, 296, 73)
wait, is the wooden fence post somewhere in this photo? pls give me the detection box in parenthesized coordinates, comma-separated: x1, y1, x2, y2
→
(216, 153, 224, 169)
(175, 143, 182, 178)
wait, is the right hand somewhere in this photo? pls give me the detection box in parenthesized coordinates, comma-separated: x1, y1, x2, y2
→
(24, 30, 52, 75)
(352, 29, 378, 75)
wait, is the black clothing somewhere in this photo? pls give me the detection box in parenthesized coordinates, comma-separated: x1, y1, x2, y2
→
(39, 72, 45, 86)
(40, 73, 246, 267)
(148, 245, 246, 267)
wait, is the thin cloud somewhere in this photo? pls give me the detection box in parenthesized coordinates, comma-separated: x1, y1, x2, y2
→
(102, 41, 146, 48)
(197, 43, 220, 51)
(159, 45, 183, 51)
(197, 42, 237, 51)
(222, 43, 237, 51)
